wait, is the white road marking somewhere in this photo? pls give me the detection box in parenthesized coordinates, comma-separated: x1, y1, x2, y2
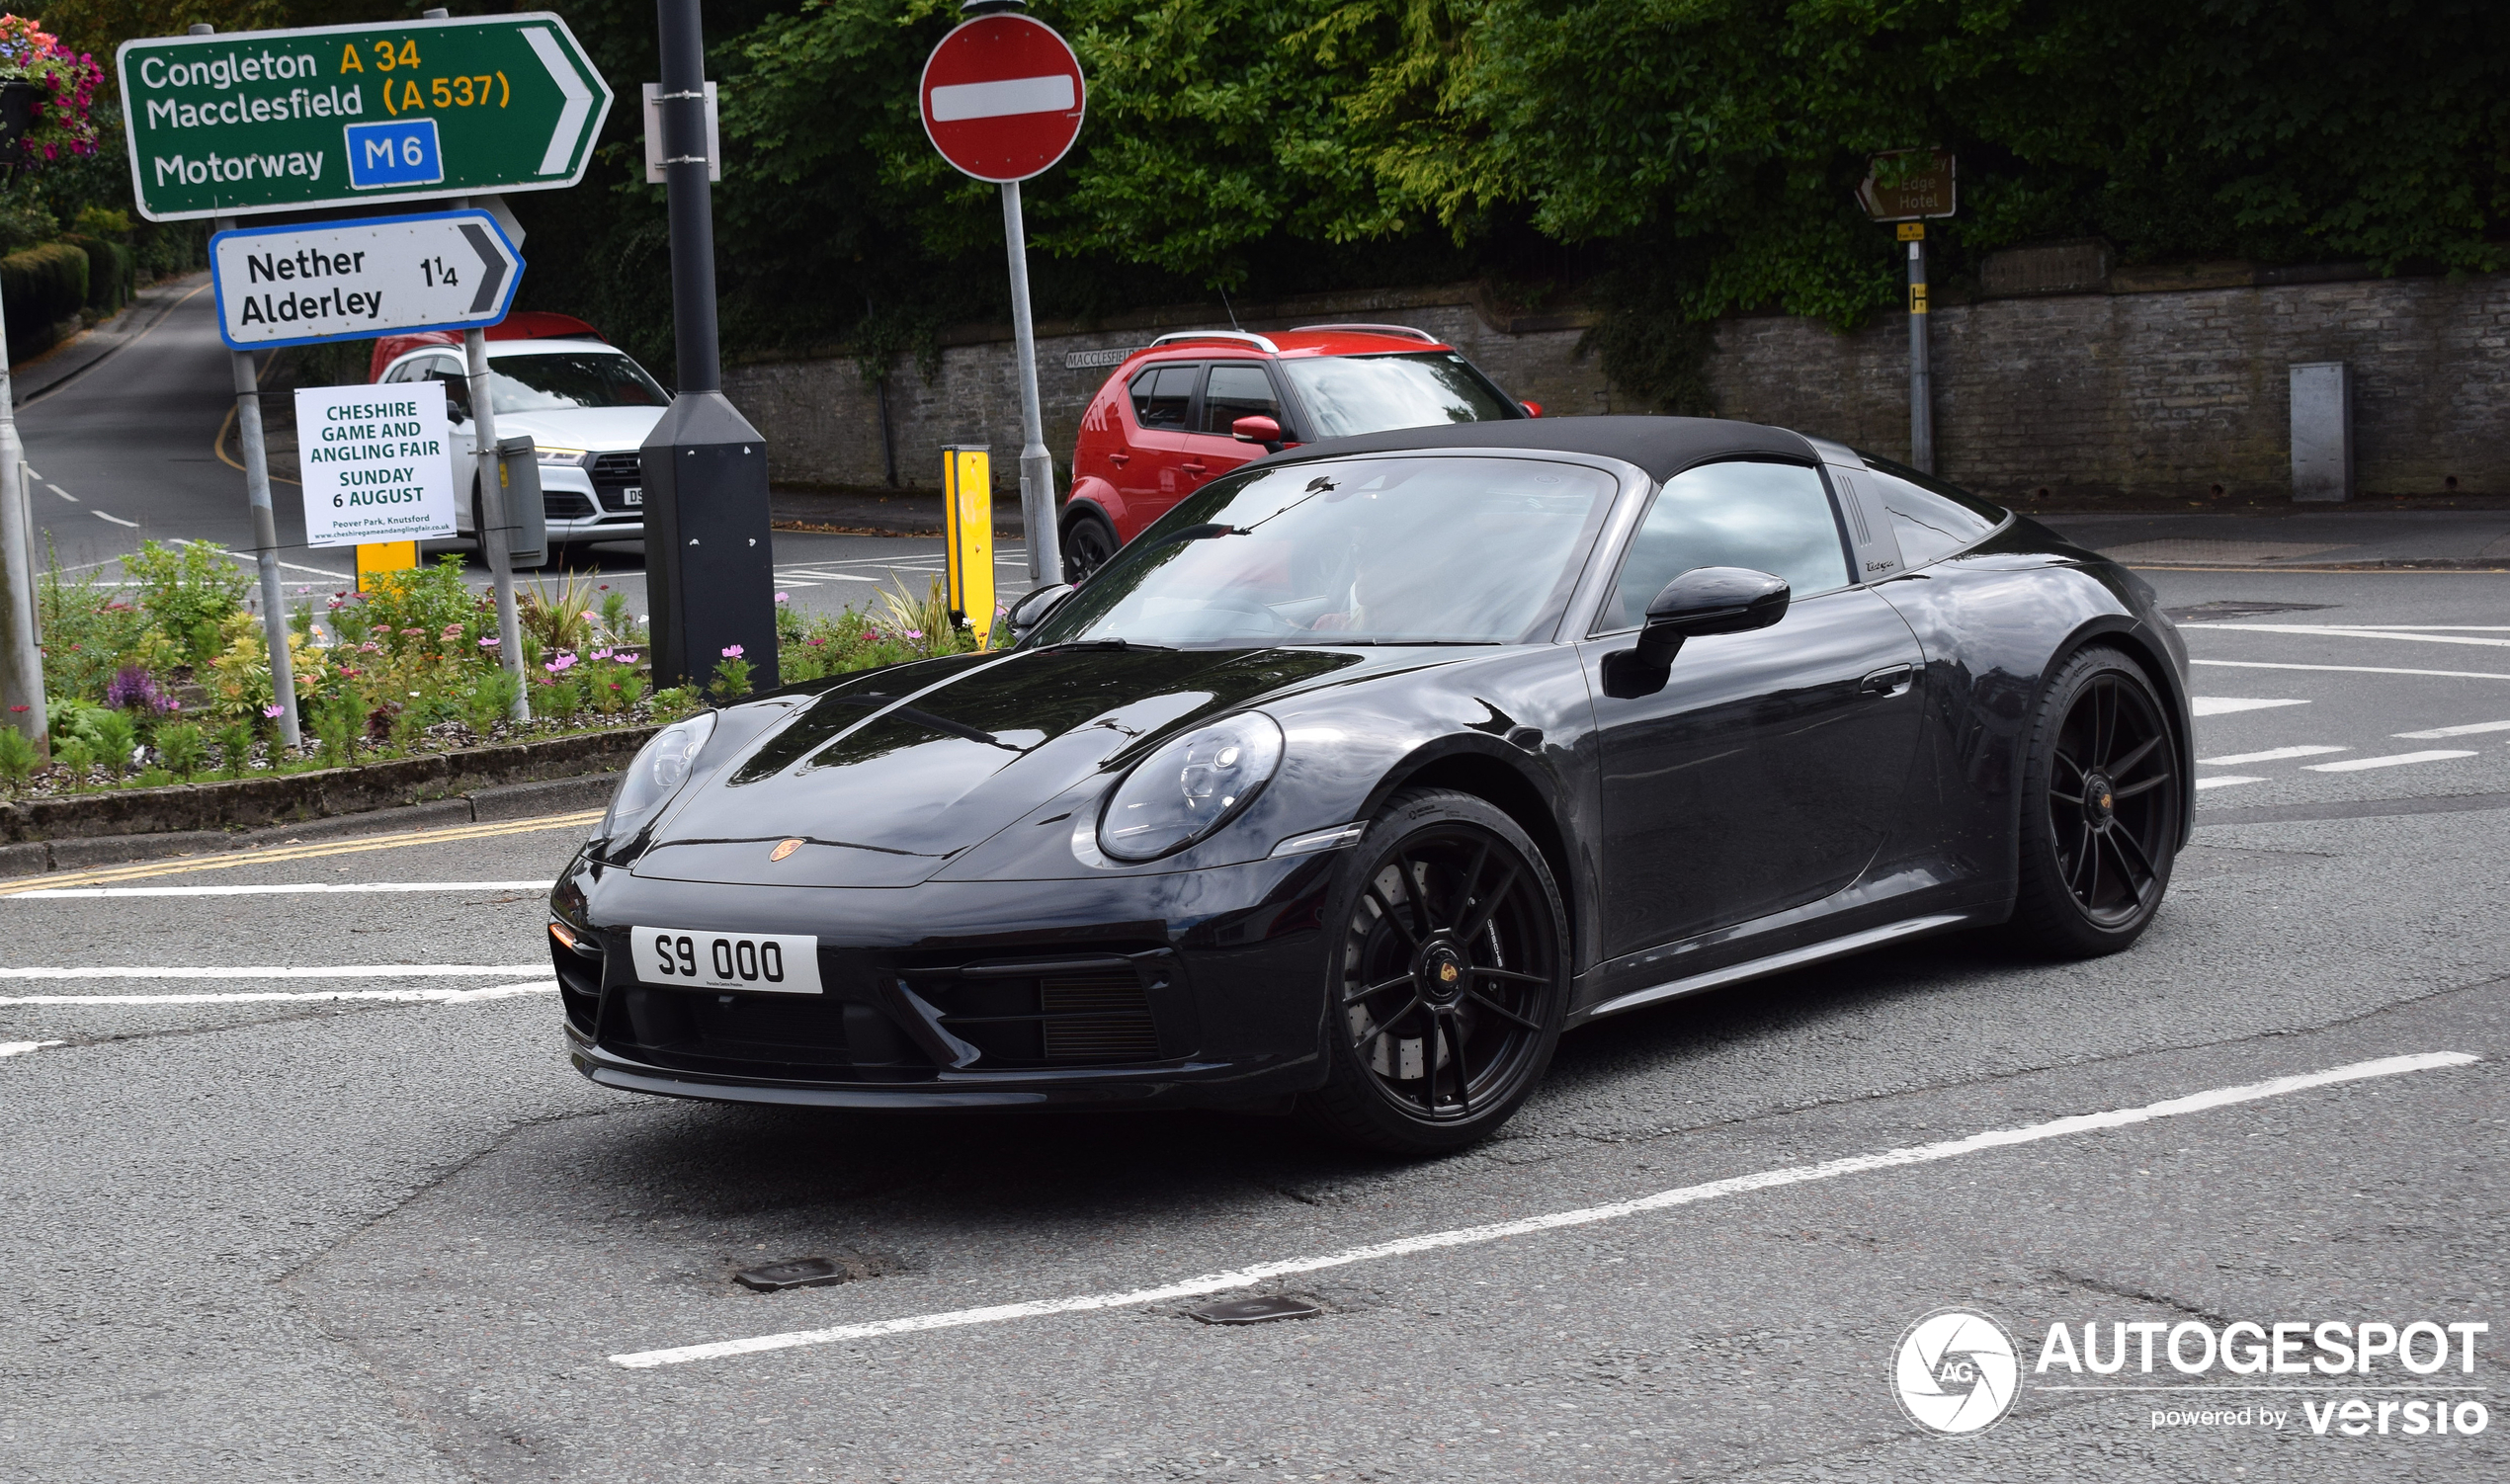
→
(2394, 719, 2510, 739)
(2323, 625, 2510, 632)
(2199, 745, 2347, 766)
(606, 1050, 2478, 1370)
(2302, 751, 2476, 773)
(45, 483, 75, 503)
(2192, 660, 2510, 682)
(0, 981, 556, 1007)
(9, 880, 553, 899)
(0, 1039, 63, 1057)
(2195, 776, 2267, 790)
(2183, 623, 2510, 650)
(2189, 697, 2310, 717)
(0, 963, 546, 980)
(92, 510, 138, 528)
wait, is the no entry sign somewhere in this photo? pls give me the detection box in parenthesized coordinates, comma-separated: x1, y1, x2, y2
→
(919, 14, 1085, 184)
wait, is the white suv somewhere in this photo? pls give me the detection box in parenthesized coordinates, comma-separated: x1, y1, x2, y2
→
(374, 336, 672, 554)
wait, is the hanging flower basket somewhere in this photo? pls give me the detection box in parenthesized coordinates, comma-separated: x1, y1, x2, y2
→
(0, 17, 101, 172)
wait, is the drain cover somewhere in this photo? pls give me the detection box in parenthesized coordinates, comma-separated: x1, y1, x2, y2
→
(2163, 600, 2333, 621)
(1184, 1294, 1322, 1325)
(733, 1256, 857, 1292)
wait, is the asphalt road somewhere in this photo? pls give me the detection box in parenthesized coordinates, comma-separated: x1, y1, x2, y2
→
(1, 564, 2503, 1481)
(13, 284, 1004, 618)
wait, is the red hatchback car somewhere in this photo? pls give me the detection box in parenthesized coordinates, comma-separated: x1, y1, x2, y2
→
(1060, 325, 1540, 576)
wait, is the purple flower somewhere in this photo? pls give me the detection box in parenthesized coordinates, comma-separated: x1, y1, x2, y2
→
(614, 652, 638, 665)
(478, 635, 500, 649)
(720, 644, 744, 659)
(262, 703, 284, 718)
(105, 667, 168, 712)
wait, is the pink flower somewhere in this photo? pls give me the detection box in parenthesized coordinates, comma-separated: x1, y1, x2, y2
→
(614, 653, 638, 665)
(262, 703, 284, 718)
(478, 636, 500, 649)
(720, 644, 744, 659)
(905, 628, 924, 640)
(775, 592, 790, 603)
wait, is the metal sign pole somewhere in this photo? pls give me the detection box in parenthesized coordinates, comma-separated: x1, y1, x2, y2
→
(0, 293, 43, 748)
(449, 189, 528, 720)
(999, 181, 1063, 589)
(1906, 229, 1933, 475)
(213, 210, 303, 750)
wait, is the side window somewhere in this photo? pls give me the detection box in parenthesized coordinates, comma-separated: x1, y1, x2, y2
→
(424, 357, 472, 421)
(1599, 460, 1852, 631)
(1860, 456, 2004, 568)
(1127, 364, 1197, 430)
(1198, 364, 1280, 435)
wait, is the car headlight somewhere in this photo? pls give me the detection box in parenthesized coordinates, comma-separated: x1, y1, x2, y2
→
(1097, 713, 1284, 862)
(536, 446, 593, 469)
(600, 710, 716, 844)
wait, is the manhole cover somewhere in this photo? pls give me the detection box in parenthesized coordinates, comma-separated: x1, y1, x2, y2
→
(734, 1256, 864, 1292)
(1184, 1294, 1323, 1325)
(2164, 600, 2335, 621)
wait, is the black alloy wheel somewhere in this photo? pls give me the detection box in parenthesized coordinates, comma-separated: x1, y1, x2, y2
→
(1060, 510, 1120, 582)
(2010, 645, 2180, 955)
(1300, 788, 1568, 1153)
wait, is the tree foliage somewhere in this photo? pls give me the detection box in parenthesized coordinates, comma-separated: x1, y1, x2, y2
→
(44, 0, 2510, 380)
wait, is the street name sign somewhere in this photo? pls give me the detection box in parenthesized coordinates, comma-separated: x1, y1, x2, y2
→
(119, 14, 612, 221)
(1857, 150, 1957, 221)
(920, 14, 1085, 184)
(210, 208, 522, 349)
(293, 381, 458, 547)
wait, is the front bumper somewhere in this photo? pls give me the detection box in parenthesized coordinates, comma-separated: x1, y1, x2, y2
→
(551, 847, 1341, 1111)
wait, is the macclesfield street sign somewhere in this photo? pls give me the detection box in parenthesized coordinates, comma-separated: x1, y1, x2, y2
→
(119, 14, 612, 221)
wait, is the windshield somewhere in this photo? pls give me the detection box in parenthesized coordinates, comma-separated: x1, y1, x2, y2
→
(1280, 352, 1519, 438)
(1030, 456, 1616, 647)
(483, 352, 669, 414)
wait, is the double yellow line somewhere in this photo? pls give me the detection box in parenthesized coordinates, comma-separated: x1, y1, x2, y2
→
(0, 809, 602, 896)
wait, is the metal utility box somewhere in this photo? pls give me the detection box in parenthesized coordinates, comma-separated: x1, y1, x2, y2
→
(494, 435, 548, 567)
(2290, 362, 2353, 503)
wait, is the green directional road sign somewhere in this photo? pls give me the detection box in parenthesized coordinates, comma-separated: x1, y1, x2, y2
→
(119, 14, 613, 222)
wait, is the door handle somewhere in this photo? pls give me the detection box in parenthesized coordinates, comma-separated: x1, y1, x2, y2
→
(1180, 461, 1208, 475)
(1860, 664, 1916, 696)
(1107, 453, 1130, 467)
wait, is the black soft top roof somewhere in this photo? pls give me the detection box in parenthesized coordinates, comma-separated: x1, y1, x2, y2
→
(1261, 414, 1816, 482)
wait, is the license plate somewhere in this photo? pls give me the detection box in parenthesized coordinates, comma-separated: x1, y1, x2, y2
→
(624, 485, 643, 506)
(630, 927, 821, 995)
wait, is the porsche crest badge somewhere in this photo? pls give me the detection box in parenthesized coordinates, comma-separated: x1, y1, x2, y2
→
(769, 838, 804, 863)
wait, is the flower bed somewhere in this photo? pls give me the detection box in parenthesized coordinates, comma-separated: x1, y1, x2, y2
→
(10, 543, 983, 801)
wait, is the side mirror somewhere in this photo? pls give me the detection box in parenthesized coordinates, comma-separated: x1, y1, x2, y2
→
(1007, 582, 1077, 640)
(1231, 414, 1285, 453)
(1521, 400, 1544, 418)
(1602, 567, 1790, 699)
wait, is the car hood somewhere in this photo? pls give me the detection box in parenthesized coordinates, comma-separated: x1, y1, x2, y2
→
(627, 645, 1380, 887)
(487, 405, 663, 453)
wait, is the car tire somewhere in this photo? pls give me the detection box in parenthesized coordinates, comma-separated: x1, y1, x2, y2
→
(2006, 644, 2181, 957)
(1060, 509, 1120, 582)
(1297, 787, 1570, 1155)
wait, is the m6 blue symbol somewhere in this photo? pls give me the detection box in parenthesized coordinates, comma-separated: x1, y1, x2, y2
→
(345, 119, 444, 190)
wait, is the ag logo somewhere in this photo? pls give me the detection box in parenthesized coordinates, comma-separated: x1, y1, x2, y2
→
(1893, 1308, 2020, 1435)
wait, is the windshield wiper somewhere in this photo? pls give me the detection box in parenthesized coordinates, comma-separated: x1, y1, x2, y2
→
(1140, 523, 1247, 551)
(1044, 637, 1179, 652)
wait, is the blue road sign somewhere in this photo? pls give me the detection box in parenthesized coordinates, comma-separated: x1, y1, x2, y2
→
(345, 118, 444, 190)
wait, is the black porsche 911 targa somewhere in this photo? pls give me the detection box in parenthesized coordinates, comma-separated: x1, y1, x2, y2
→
(549, 417, 2192, 1152)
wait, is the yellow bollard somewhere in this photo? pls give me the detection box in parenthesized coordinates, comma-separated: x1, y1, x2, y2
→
(942, 445, 994, 646)
(355, 540, 418, 593)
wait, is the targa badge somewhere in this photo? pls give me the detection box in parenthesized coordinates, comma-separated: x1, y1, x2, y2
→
(1895, 1307, 2020, 1435)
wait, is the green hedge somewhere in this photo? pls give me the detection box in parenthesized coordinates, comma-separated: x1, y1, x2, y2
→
(2, 241, 89, 357)
(61, 234, 133, 315)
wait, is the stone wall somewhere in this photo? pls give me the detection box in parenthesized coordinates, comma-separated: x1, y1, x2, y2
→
(721, 259, 2509, 500)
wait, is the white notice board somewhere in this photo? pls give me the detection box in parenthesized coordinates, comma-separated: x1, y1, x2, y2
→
(293, 381, 458, 547)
